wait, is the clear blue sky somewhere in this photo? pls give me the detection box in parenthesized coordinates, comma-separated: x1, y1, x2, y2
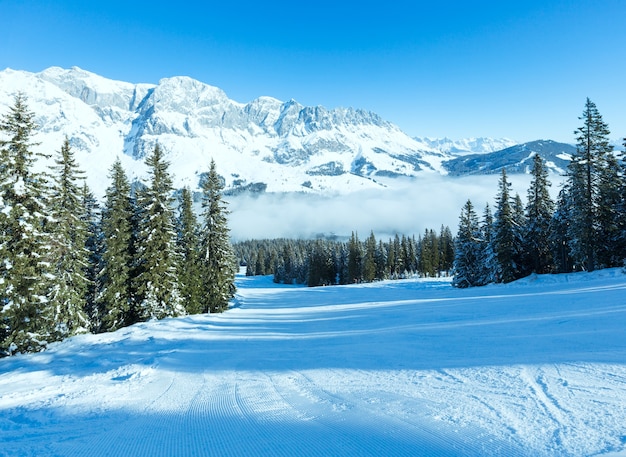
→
(2, 0, 625, 143)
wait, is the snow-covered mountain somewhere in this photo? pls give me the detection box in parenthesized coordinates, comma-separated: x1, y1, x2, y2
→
(0, 66, 455, 197)
(2, 66, 575, 201)
(442, 140, 576, 176)
(413, 136, 518, 155)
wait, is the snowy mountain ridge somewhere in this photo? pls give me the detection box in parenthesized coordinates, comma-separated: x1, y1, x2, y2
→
(1, 66, 524, 198)
(413, 136, 518, 155)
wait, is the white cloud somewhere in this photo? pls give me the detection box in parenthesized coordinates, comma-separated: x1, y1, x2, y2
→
(227, 173, 564, 241)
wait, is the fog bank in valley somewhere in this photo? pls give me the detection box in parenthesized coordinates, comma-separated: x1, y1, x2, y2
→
(227, 173, 562, 241)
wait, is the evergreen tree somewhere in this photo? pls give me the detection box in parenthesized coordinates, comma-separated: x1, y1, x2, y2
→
(617, 137, 626, 262)
(47, 138, 90, 338)
(81, 183, 102, 331)
(391, 234, 402, 278)
(375, 240, 387, 280)
(438, 225, 455, 275)
(399, 235, 413, 278)
(525, 154, 555, 274)
(176, 187, 203, 314)
(0, 94, 53, 355)
(492, 169, 517, 283)
(134, 144, 185, 320)
(550, 187, 574, 274)
(595, 148, 623, 267)
(452, 200, 482, 288)
(566, 98, 614, 271)
(307, 240, 334, 287)
(478, 204, 497, 285)
(255, 247, 266, 275)
(98, 159, 136, 331)
(346, 231, 362, 283)
(512, 193, 528, 278)
(363, 231, 377, 282)
(199, 159, 237, 312)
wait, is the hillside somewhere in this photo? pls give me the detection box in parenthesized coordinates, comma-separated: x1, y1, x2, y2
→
(443, 140, 576, 176)
(1, 270, 625, 456)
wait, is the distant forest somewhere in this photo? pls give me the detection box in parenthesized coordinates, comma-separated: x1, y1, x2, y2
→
(234, 228, 455, 287)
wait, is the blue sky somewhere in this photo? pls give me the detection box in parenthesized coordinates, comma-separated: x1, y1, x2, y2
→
(2, 0, 625, 143)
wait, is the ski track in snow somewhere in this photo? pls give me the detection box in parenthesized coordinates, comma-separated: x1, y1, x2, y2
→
(1, 270, 626, 456)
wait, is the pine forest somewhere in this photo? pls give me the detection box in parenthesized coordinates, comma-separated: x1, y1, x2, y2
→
(0, 94, 237, 357)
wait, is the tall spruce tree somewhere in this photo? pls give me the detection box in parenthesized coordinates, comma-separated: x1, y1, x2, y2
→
(512, 193, 528, 278)
(47, 138, 90, 338)
(199, 159, 236, 312)
(0, 94, 53, 355)
(99, 159, 136, 331)
(438, 225, 455, 275)
(375, 240, 387, 280)
(81, 183, 102, 331)
(452, 200, 482, 288)
(176, 187, 203, 314)
(346, 231, 362, 283)
(566, 98, 614, 271)
(493, 169, 518, 283)
(363, 231, 377, 282)
(525, 154, 555, 274)
(478, 203, 497, 285)
(134, 144, 184, 320)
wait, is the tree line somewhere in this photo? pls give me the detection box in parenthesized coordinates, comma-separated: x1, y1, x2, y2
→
(234, 227, 455, 286)
(453, 98, 626, 287)
(0, 94, 237, 357)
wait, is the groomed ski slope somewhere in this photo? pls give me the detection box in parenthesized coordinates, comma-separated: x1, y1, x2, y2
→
(1, 269, 626, 456)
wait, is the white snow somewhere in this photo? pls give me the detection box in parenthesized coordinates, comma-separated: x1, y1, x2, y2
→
(1, 269, 626, 456)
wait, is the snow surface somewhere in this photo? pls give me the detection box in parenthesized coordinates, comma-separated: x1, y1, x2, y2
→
(1, 270, 626, 456)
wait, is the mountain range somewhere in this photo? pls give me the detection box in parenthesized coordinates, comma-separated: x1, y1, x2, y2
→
(0, 66, 573, 198)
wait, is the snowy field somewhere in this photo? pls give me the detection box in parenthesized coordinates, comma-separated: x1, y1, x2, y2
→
(1, 270, 626, 456)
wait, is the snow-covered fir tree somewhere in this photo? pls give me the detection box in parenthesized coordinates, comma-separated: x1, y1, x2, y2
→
(47, 138, 90, 338)
(80, 183, 102, 331)
(420, 229, 438, 278)
(478, 203, 497, 285)
(176, 187, 203, 315)
(452, 200, 482, 288)
(492, 169, 518, 283)
(375, 240, 387, 280)
(565, 98, 614, 271)
(595, 143, 623, 268)
(525, 154, 555, 274)
(512, 193, 528, 278)
(134, 144, 185, 320)
(199, 159, 237, 312)
(307, 239, 336, 287)
(362, 231, 377, 283)
(98, 159, 136, 331)
(438, 225, 455, 275)
(0, 94, 54, 355)
(346, 231, 362, 283)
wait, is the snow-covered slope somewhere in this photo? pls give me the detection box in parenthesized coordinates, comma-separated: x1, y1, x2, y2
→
(443, 140, 576, 176)
(1, 269, 626, 456)
(414, 136, 518, 155)
(0, 66, 450, 197)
